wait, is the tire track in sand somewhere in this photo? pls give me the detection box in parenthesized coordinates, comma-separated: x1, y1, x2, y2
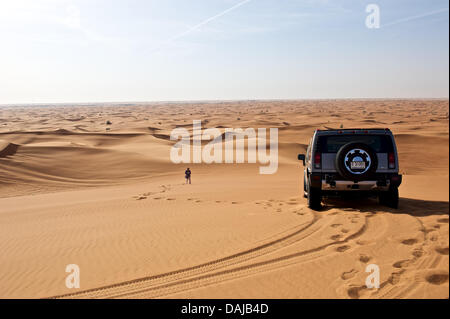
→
(49, 207, 369, 299)
(48, 205, 320, 298)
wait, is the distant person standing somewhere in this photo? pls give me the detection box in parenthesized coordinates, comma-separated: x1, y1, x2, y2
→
(185, 168, 191, 184)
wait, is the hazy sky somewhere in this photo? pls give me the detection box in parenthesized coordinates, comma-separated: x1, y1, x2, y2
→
(0, 0, 448, 104)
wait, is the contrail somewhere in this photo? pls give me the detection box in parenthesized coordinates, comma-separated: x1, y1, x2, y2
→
(153, 0, 252, 51)
(381, 7, 449, 28)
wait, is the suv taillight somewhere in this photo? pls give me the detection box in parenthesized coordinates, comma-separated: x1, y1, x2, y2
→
(388, 152, 395, 169)
(314, 152, 321, 169)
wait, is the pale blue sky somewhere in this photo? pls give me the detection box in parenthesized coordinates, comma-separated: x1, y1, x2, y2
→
(0, 0, 448, 104)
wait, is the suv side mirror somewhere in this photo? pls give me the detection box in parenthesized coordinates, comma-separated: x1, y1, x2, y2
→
(298, 154, 305, 166)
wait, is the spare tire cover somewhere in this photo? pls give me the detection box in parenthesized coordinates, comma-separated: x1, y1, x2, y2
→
(335, 142, 378, 181)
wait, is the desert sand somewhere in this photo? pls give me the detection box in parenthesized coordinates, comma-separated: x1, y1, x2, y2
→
(0, 99, 448, 299)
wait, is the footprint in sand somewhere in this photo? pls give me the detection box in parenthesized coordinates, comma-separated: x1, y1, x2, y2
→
(423, 227, 436, 234)
(388, 271, 404, 285)
(393, 260, 411, 269)
(336, 245, 351, 252)
(347, 286, 366, 299)
(341, 269, 358, 280)
(331, 224, 342, 228)
(359, 254, 372, 263)
(435, 246, 449, 255)
(429, 233, 439, 242)
(166, 198, 175, 201)
(341, 229, 349, 234)
(330, 234, 342, 241)
(401, 238, 418, 245)
(160, 185, 171, 193)
(412, 248, 424, 258)
(425, 272, 449, 285)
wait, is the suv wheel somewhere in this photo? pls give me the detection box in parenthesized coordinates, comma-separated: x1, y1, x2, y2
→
(303, 175, 308, 198)
(379, 186, 399, 209)
(307, 180, 322, 210)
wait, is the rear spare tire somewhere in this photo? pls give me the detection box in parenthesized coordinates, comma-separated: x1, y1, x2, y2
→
(335, 142, 378, 181)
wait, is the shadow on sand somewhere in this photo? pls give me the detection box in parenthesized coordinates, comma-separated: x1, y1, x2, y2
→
(322, 196, 449, 217)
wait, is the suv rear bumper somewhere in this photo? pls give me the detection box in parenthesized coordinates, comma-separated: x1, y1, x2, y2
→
(310, 173, 402, 191)
(322, 180, 388, 191)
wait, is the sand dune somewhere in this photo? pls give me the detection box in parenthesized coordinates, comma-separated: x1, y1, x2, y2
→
(0, 99, 448, 298)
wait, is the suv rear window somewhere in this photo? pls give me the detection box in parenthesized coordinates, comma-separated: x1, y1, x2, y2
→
(318, 135, 393, 153)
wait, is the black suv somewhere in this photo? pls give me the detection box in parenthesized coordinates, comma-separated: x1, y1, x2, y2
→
(298, 128, 402, 210)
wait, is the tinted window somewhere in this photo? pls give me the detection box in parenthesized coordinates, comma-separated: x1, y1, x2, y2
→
(318, 135, 393, 153)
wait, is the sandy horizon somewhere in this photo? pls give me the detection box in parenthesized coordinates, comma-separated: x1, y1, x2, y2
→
(0, 99, 448, 299)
